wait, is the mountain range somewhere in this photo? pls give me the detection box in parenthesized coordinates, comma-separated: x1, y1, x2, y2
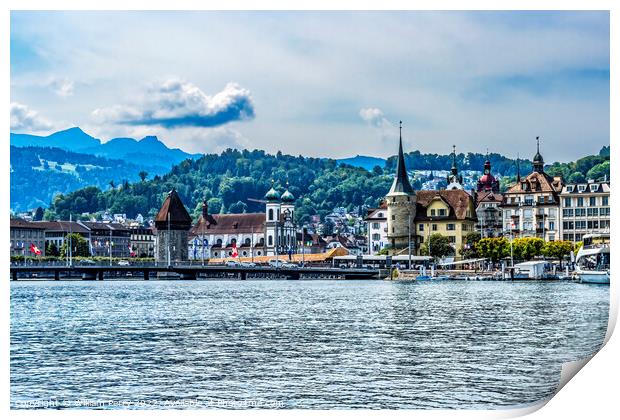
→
(10, 127, 202, 169)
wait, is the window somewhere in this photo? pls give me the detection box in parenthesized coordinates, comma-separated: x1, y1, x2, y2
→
(268, 235, 273, 246)
(448, 236, 456, 243)
(603, 196, 609, 206)
(538, 196, 545, 203)
(587, 221, 599, 229)
(418, 224, 424, 231)
(577, 197, 584, 207)
(575, 208, 586, 217)
(268, 208, 274, 220)
(372, 223, 380, 229)
(447, 224, 455, 231)
(549, 221, 555, 230)
(432, 224, 438, 231)
(563, 221, 574, 230)
(522, 183, 527, 190)
(600, 208, 610, 216)
(589, 197, 597, 206)
(372, 233, 380, 241)
(391, 215, 395, 221)
(378, 212, 383, 218)
(431, 209, 436, 216)
(578, 185, 586, 192)
(564, 197, 572, 207)
(587, 208, 599, 217)
(439, 209, 446, 216)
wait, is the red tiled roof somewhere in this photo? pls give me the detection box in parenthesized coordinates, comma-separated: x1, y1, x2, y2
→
(476, 191, 503, 205)
(415, 190, 474, 220)
(191, 213, 266, 235)
(505, 171, 563, 194)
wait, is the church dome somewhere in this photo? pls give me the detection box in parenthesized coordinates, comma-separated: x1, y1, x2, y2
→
(264, 187, 280, 202)
(281, 189, 295, 203)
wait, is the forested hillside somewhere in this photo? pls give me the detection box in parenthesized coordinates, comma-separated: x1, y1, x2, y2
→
(44, 146, 610, 224)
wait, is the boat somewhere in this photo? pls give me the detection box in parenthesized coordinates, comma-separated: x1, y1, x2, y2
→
(575, 233, 610, 285)
(415, 275, 450, 281)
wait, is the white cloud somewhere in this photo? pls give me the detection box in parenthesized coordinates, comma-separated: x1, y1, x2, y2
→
(359, 107, 391, 129)
(10, 102, 54, 132)
(48, 78, 74, 97)
(92, 79, 255, 128)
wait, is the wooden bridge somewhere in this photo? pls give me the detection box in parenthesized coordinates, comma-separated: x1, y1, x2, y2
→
(10, 264, 381, 281)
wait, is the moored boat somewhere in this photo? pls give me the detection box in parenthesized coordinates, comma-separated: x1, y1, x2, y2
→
(575, 233, 610, 285)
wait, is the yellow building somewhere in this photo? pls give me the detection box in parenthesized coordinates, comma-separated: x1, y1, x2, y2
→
(414, 190, 477, 259)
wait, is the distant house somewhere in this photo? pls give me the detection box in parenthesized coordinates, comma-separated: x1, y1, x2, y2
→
(365, 202, 388, 255)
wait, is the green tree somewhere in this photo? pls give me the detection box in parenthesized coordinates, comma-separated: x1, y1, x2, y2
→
(476, 237, 510, 262)
(207, 197, 223, 214)
(586, 161, 610, 181)
(568, 171, 586, 183)
(33, 206, 44, 221)
(512, 237, 545, 261)
(542, 240, 573, 268)
(60, 233, 90, 257)
(420, 233, 453, 260)
(45, 241, 60, 257)
(138, 171, 148, 182)
(459, 231, 481, 259)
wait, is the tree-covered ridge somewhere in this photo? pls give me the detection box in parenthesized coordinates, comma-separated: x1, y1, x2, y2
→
(10, 146, 164, 212)
(48, 148, 393, 223)
(44, 146, 610, 223)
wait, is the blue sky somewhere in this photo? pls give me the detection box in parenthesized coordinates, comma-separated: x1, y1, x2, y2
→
(10, 11, 609, 161)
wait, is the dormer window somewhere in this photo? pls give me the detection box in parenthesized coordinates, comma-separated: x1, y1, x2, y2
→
(578, 185, 586, 192)
(590, 184, 599, 192)
(567, 185, 574, 192)
(522, 183, 527, 190)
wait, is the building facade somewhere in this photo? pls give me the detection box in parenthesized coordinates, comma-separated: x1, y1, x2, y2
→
(501, 139, 563, 241)
(365, 203, 388, 255)
(32, 221, 90, 252)
(475, 191, 504, 238)
(559, 180, 610, 242)
(188, 185, 298, 260)
(80, 221, 131, 258)
(130, 226, 155, 258)
(415, 190, 477, 258)
(10, 218, 46, 257)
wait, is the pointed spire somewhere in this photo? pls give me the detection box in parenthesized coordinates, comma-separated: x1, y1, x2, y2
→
(516, 152, 521, 182)
(388, 120, 414, 195)
(532, 136, 544, 172)
(451, 145, 458, 174)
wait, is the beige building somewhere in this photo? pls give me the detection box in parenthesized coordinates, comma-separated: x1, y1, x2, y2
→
(559, 180, 610, 242)
(501, 139, 563, 241)
(415, 190, 477, 258)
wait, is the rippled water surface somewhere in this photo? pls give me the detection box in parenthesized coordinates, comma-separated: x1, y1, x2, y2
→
(11, 280, 608, 409)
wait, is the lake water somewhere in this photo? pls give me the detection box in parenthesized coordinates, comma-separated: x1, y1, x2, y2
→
(10, 279, 608, 409)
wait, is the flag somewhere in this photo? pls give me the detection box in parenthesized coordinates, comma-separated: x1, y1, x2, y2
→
(30, 243, 41, 255)
(231, 243, 238, 258)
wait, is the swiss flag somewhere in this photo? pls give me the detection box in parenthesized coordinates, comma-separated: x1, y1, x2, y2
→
(231, 243, 239, 258)
(30, 243, 41, 255)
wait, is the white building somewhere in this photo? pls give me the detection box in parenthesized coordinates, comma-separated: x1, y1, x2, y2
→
(559, 180, 610, 243)
(365, 204, 388, 255)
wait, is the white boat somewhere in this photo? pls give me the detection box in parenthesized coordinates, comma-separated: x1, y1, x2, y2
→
(575, 233, 610, 285)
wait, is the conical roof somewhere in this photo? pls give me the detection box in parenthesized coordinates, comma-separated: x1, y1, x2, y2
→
(154, 188, 192, 230)
(388, 122, 415, 196)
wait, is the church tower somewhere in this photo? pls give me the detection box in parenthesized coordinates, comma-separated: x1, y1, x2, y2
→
(386, 121, 416, 254)
(532, 136, 545, 173)
(264, 182, 281, 256)
(446, 145, 464, 190)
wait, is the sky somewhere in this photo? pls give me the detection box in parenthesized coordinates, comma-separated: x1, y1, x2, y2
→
(10, 11, 610, 162)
